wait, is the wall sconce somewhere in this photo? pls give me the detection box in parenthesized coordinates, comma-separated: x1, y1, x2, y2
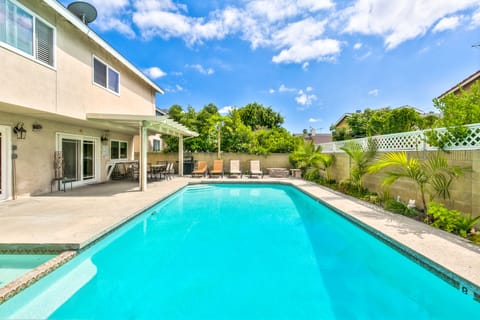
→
(32, 122, 43, 132)
(101, 132, 109, 144)
(13, 122, 27, 139)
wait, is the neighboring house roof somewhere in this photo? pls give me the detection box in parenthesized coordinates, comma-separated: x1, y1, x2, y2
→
(293, 133, 332, 144)
(311, 134, 332, 144)
(333, 113, 353, 127)
(437, 70, 480, 99)
(155, 108, 168, 116)
(44, 0, 164, 94)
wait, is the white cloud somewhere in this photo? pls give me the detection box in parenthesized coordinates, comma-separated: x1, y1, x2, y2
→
(175, 84, 184, 92)
(76, 0, 480, 65)
(296, 89, 317, 106)
(245, 0, 334, 23)
(143, 67, 167, 79)
(219, 105, 234, 115)
(471, 9, 480, 28)
(309, 118, 321, 123)
(279, 84, 296, 93)
(273, 39, 341, 63)
(185, 64, 215, 75)
(269, 89, 276, 94)
(306, 86, 313, 92)
(342, 0, 479, 49)
(433, 16, 462, 32)
(86, 0, 135, 37)
(368, 89, 380, 96)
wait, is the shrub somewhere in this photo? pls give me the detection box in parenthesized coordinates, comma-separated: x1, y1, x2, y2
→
(427, 202, 480, 237)
(384, 199, 419, 217)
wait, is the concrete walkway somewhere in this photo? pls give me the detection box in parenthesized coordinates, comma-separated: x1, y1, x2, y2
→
(0, 177, 479, 299)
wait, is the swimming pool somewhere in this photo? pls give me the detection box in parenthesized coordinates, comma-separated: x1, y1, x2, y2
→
(0, 254, 56, 289)
(0, 184, 479, 318)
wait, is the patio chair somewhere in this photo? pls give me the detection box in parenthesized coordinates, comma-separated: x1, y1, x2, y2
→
(210, 160, 224, 178)
(164, 162, 175, 180)
(192, 160, 208, 177)
(228, 159, 242, 178)
(249, 160, 263, 178)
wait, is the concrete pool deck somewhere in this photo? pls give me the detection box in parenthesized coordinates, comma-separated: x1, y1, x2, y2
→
(0, 177, 479, 302)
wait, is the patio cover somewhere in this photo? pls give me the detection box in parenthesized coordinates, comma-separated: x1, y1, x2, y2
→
(87, 113, 198, 191)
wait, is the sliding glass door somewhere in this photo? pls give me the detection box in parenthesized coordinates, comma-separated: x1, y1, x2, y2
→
(58, 134, 99, 183)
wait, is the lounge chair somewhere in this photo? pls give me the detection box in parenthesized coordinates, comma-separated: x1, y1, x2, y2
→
(249, 160, 263, 178)
(210, 160, 224, 178)
(228, 159, 242, 178)
(192, 160, 208, 177)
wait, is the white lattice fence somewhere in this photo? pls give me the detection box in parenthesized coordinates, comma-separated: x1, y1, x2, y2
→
(319, 123, 480, 153)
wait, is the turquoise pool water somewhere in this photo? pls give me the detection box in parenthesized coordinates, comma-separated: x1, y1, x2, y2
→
(0, 184, 479, 319)
(0, 254, 55, 288)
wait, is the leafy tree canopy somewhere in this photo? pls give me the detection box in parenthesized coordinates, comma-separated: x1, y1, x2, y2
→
(433, 80, 480, 127)
(331, 107, 427, 140)
(161, 102, 296, 155)
(238, 102, 284, 130)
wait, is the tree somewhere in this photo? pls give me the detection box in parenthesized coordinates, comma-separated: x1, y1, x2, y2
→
(433, 80, 480, 127)
(368, 152, 463, 211)
(238, 102, 284, 130)
(383, 107, 421, 134)
(162, 102, 295, 154)
(221, 108, 252, 153)
(340, 140, 377, 190)
(427, 81, 480, 149)
(289, 140, 324, 175)
(319, 154, 336, 181)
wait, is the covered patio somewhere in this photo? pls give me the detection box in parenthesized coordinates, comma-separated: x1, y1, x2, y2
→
(86, 113, 198, 191)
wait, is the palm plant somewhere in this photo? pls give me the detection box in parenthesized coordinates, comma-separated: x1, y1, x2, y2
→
(318, 154, 336, 182)
(289, 140, 324, 176)
(340, 140, 376, 190)
(368, 152, 463, 211)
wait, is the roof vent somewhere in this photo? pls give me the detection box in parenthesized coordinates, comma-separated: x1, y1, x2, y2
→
(67, 1, 97, 25)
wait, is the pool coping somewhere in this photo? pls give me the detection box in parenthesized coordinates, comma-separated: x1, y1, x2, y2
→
(0, 178, 479, 306)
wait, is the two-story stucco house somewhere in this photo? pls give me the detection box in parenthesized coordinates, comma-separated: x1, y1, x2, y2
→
(0, 0, 196, 200)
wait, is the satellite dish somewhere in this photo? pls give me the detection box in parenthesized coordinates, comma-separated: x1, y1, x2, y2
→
(67, 1, 97, 25)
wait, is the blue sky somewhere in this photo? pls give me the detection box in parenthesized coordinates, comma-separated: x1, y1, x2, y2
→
(60, 0, 480, 133)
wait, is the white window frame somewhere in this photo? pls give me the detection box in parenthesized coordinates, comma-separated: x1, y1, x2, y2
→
(92, 55, 120, 95)
(56, 133, 100, 186)
(0, 0, 56, 69)
(110, 140, 128, 160)
(152, 138, 162, 152)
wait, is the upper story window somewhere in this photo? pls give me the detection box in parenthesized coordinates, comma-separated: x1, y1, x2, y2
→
(93, 56, 120, 94)
(0, 0, 55, 67)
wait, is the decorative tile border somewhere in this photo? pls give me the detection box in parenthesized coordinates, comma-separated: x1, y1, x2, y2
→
(0, 251, 77, 305)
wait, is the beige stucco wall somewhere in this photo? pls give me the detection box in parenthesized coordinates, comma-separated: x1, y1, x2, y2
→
(329, 150, 478, 217)
(0, 112, 134, 197)
(0, 1, 156, 120)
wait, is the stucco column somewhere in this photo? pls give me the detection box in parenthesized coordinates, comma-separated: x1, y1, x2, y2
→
(178, 135, 184, 176)
(139, 123, 147, 191)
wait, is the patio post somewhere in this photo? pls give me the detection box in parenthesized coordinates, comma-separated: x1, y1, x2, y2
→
(140, 123, 148, 191)
(178, 135, 184, 176)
